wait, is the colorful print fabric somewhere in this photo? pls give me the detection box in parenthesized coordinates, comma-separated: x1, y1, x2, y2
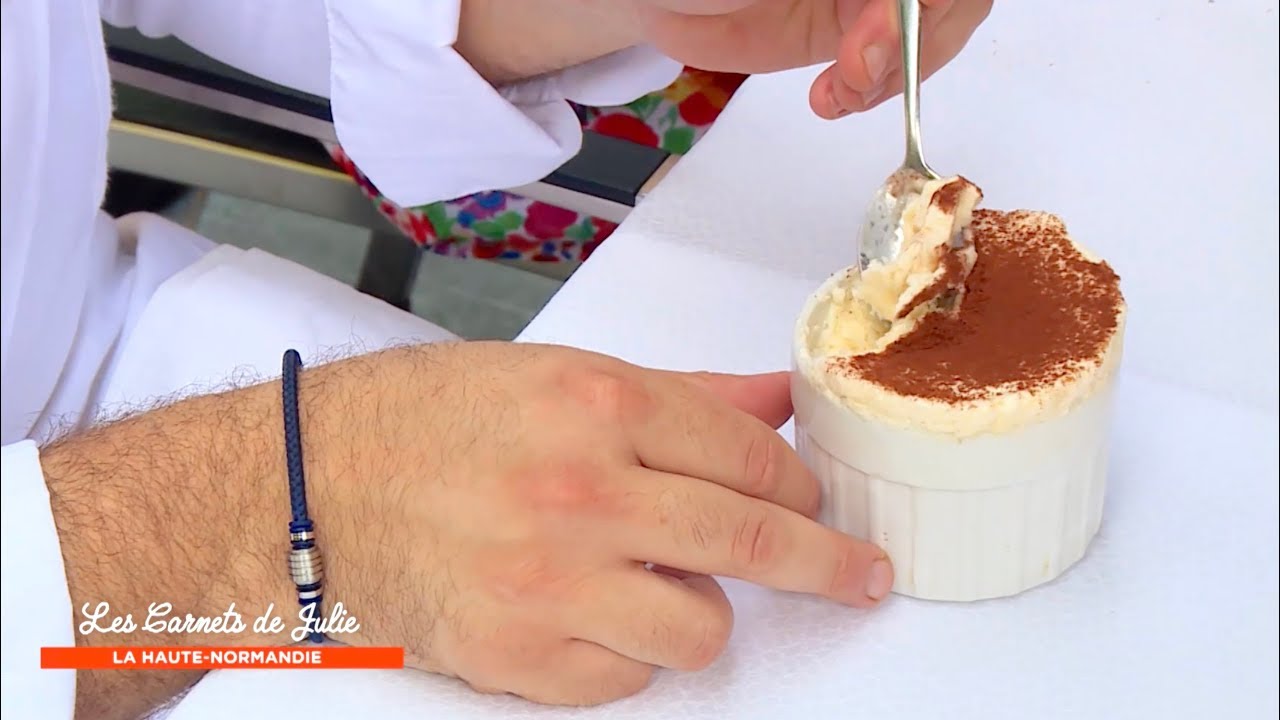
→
(327, 68, 746, 263)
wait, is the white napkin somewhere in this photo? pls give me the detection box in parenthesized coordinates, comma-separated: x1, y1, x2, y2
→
(138, 230, 1278, 720)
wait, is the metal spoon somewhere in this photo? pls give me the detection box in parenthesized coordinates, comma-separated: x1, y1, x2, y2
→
(855, 0, 952, 273)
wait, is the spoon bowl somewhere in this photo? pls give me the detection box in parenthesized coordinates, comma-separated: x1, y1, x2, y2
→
(857, 166, 937, 271)
(855, 0, 955, 273)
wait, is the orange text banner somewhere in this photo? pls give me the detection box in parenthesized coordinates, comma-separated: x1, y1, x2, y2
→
(40, 646, 404, 670)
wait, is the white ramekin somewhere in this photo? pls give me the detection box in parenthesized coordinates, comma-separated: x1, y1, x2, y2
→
(791, 275, 1119, 602)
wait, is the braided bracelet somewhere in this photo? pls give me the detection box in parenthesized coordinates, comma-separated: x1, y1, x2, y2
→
(281, 349, 324, 644)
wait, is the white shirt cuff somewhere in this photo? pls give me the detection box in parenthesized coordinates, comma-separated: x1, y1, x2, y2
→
(325, 0, 682, 208)
(1, 441, 75, 719)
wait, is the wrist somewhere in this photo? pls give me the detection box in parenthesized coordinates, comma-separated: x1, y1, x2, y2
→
(294, 344, 460, 657)
(51, 383, 308, 642)
(280, 349, 425, 648)
(41, 380, 300, 718)
(38, 350, 421, 718)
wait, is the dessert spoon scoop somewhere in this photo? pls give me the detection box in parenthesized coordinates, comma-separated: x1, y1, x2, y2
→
(856, 0, 962, 274)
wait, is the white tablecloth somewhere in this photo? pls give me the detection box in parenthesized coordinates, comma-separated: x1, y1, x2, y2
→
(170, 1, 1278, 718)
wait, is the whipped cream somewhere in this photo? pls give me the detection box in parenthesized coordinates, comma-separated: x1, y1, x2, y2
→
(792, 204, 1127, 600)
(816, 177, 982, 360)
(799, 206, 1126, 439)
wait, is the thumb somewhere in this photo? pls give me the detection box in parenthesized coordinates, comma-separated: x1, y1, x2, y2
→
(676, 370, 794, 429)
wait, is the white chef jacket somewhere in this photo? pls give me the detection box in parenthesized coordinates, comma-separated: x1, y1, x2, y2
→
(0, 0, 680, 716)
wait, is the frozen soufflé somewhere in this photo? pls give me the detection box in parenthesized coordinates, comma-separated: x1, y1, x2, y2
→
(792, 177, 1126, 601)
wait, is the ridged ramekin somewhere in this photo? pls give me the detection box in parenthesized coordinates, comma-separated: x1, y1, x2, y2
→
(791, 278, 1120, 602)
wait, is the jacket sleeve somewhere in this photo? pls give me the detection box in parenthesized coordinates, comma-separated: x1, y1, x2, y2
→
(1, 441, 76, 720)
(99, 0, 682, 206)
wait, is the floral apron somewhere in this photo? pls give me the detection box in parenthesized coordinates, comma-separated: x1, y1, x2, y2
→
(327, 68, 747, 264)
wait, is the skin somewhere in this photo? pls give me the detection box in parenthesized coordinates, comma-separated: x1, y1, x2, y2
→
(457, 0, 994, 115)
(43, 1, 993, 715)
(49, 344, 890, 717)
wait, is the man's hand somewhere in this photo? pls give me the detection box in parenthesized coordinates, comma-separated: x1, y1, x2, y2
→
(635, 0, 994, 118)
(43, 342, 891, 716)
(318, 343, 892, 706)
(457, 1, 991, 118)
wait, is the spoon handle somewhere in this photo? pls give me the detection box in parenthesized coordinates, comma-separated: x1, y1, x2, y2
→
(898, 0, 935, 177)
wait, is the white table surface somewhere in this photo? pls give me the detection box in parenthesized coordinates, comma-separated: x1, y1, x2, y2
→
(172, 1, 1279, 718)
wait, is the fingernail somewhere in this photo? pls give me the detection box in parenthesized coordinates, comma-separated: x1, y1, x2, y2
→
(862, 43, 890, 85)
(861, 81, 886, 108)
(866, 558, 894, 601)
(826, 87, 847, 118)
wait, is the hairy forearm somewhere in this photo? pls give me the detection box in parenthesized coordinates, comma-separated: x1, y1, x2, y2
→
(456, 0, 644, 86)
(41, 363, 351, 719)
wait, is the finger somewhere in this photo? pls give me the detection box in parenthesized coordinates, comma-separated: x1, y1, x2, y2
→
(854, 67, 904, 111)
(629, 370, 820, 517)
(644, 0, 758, 14)
(810, 0, 909, 118)
(810, 63, 878, 119)
(618, 467, 894, 608)
(844, 0, 916, 90)
(815, 0, 988, 117)
(916, 0, 993, 79)
(667, 371, 794, 429)
(638, 1, 851, 75)
(566, 567, 732, 671)
(844, 0, 991, 114)
(467, 638, 654, 707)
(649, 564, 701, 580)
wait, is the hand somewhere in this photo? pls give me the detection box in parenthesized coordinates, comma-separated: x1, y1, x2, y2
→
(43, 341, 892, 717)
(634, 0, 994, 117)
(313, 342, 893, 705)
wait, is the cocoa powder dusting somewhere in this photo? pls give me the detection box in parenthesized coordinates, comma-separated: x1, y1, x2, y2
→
(838, 210, 1123, 402)
(932, 177, 969, 213)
